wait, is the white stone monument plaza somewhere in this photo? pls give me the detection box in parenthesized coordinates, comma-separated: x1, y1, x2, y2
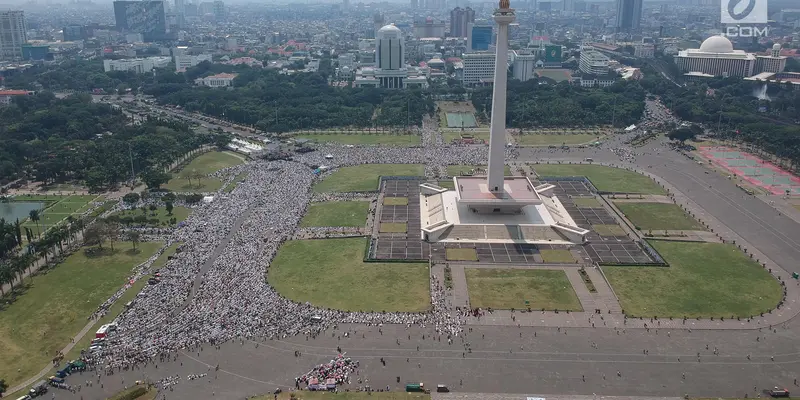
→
(419, 0, 589, 244)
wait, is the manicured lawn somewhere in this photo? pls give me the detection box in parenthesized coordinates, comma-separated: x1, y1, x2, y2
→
(540, 249, 575, 263)
(517, 133, 602, 146)
(447, 164, 512, 176)
(616, 202, 704, 231)
(592, 224, 627, 237)
(572, 197, 602, 208)
(0, 242, 162, 387)
(384, 197, 408, 206)
(163, 176, 223, 193)
(443, 130, 490, 143)
(380, 222, 408, 233)
(261, 393, 430, 400)
(438, 180, 455, 189)
(269, 238, 430, 312)
(179, 151, 244, 175)
(533, 165, 667, 195)
(295, 133, 421, 146)
(164, 151, 244, 193)
(314, 164, 425, 193)
(604, 241, 783, 318)
(110, 206, 191, 226)
(465, 269, 582, 311)
(446, 248, 478, 261)
(300, 201, 369, 227)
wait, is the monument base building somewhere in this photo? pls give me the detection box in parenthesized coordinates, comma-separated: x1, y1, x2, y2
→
(419, 177, 588, 244)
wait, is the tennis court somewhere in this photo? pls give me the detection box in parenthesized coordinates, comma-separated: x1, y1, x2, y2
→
(700, 146, 800, 195)
(446, 112, 478, 128)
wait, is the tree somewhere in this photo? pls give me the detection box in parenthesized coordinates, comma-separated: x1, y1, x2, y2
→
(667, 127, 697, 143)
(161, 192, 176, 203)
(141, 169, 170, 190)
(127, 231, 141, 251)
(103, 221, 120, 251)
(29, 209, 41, 238)
(213, 133, 232, 149)
(83, 223, 105, 248)
(165, 201, 174, 215)
(0, 378, 8, 395)
(123, 192, 140, 204)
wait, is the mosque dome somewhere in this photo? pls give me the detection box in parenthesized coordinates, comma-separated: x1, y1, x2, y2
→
(699, 35, 734, 53)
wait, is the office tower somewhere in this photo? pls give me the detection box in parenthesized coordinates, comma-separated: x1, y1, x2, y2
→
(62, 24, 86, 41)
(450, 7, 475, 38)
(467, 24, 492, 50)
(563, 0, 574, 13)
(615, 0, 642, 32)
(213, 0, 225, 22)
(114, 1, 167, 41)
(373, 13, 385, 38)
(375, 24, 406, 88)
(0, 11, 27, 61)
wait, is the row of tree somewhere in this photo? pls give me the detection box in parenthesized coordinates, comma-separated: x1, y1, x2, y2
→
(152, 68, 435, 133)
(0, 92, 216, 190)
(471, 79, 646, 128)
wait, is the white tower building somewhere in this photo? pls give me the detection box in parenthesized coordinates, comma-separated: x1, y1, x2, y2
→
(376, 24, 406, 88)
(487, 0, 514, 193)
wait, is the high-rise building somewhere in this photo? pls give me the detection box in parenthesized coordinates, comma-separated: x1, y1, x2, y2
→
(213, 0, 225, 22)
(62, 24, 87, 41)
(579, 46, 610, 74)
(373, 13, 385, 39)
(450, 7, 475, 38)
(462, 52, 495, 85)
(512, 51, 536, 81)
(562, 0, 574, 13)
(114, 1, 167, 42)
(375, 24, 406, 88)
(615, 0, 642, 32)
(0, 11, 27, 61)
(413, 17, 446, 38)
(467, 24, 492, 50)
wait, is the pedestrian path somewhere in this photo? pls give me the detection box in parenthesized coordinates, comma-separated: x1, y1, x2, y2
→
(563, 268, 597, 311)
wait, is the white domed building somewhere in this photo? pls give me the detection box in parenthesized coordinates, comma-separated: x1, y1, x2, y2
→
(674, 35, 756, 78)
(354, 24, 429, 89)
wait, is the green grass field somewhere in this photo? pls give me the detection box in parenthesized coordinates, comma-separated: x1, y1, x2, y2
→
(604, 241, 783, 318)
(110, 206, 191, 226)
(164, 151, 244, 192)
(572, 197, 602, 208)
(540, 249, 576, 263)
(465, 269, 582, 311)
(616, 202, 704, 231)
(384, 197, 409, 206)
(442, 130, 490, 143)
(447, 165, 512, 176)
(380, 222, 408, 233)
(533, 165, 667, 195)
(300, 201, 370, 227)
(295, 133, 421, 146)
(269, 238, 430, 312)
(15, 195, 99, 240)
(517, 133, 602, 146)
(0, 242, 162, 387)
(314, 164, 424, 193)
(446, 248, 478, 261)
(438, 180, 455, 189)
(151, 242, 182, 271)
(592, 224, 627, 237)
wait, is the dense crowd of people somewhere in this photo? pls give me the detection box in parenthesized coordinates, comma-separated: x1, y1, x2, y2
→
(91, 143, 480, 372)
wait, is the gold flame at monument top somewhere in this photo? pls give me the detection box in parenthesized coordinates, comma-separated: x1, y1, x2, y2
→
(499, 0, 510, 9)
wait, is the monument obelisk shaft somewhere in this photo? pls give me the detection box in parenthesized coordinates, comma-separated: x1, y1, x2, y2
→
(487, 0, 515, 193)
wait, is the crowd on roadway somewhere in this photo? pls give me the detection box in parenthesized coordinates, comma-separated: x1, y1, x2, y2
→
(91, 146, 479, 373)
